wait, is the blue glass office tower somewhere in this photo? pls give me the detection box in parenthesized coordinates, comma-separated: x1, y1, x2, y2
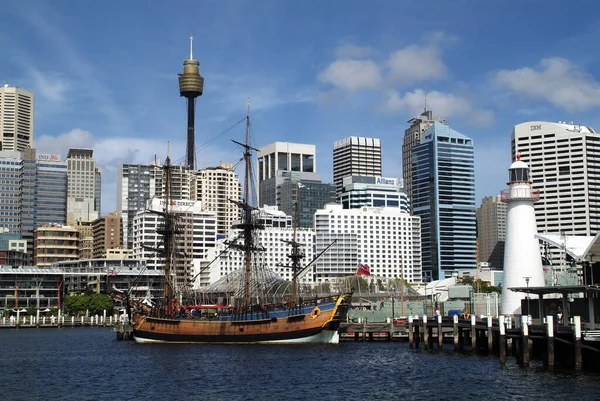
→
(20, 149, 67, 252)
(412, 122, 476, 281)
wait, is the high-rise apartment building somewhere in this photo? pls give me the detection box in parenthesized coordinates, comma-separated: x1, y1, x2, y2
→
(92, 212, 122, 258)
(476, 195, 506, 268)
(512, 121, 600, 236)
(117, 162, 161, 248)
(0, 84, 34, 151)
(333, 137, 381, 198)
(0, 151, 25, 232)
(66, 148, 101, 223)
(412, 122, 476, 281)
(402, 110, 445, 206)
(193, 162, 241, 236)
(118, 161, 195, 248)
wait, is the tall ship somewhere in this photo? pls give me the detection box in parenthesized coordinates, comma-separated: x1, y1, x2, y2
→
(130, 104, 353, 344)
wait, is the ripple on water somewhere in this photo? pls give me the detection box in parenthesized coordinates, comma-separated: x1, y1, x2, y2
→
(1, 329, 599, 401)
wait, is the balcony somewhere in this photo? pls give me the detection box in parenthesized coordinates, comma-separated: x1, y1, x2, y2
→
(500, 188, 540, 202)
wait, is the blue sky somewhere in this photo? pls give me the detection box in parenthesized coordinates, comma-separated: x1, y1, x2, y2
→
(3, 0, 600, 214)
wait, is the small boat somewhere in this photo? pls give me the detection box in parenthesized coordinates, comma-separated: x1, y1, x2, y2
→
(131, 103, 352, 344)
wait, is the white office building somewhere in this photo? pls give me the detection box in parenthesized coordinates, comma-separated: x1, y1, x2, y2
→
(512, 121, 600, 236)
(131, 198, 217, 288)
(0, 85, 33, 151)
(313, 204, 422, 283)
(193, 206, 314, 288)
(193, 162, 242, 236)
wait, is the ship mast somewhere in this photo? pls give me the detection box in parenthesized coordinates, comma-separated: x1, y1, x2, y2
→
(291, 182, 301, 304)
(163, 156, 173, 314)
(242, 100, 252, 310)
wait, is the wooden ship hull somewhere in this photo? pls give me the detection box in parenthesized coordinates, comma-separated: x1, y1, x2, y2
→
(132, 294, 352, 344)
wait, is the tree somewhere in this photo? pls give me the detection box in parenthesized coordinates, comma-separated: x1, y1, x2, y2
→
(64, 292, 114, 316)
(458, 276, 502, 294)
(349, 275, 369, 292)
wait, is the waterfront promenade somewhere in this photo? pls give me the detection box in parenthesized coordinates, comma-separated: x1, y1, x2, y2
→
(0, 312, 119, 329)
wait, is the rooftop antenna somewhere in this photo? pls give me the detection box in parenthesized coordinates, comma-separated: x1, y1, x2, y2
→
(167, 141, 170, 158)
(424, 89, 428, 113)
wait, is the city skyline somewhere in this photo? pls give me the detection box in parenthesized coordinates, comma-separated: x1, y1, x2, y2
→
(2, 1, 600, 214)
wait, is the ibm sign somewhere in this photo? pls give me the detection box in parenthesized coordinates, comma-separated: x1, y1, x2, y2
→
(375, 176, 403, 188)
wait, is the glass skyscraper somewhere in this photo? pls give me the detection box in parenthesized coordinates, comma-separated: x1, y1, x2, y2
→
(412, 122, 476, 281)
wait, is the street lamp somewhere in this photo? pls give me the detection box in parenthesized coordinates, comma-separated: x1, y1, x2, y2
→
(524, 276, 531, 316)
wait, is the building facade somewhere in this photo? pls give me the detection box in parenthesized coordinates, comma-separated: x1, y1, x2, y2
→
(257, 142, 317, 207)
(193, 162, 242, 236)
(34, 224, 79, 267)
(0, 84, 33, 151)
(21, 149, 68, 253)
(333, 136, 382, 198)
(276, 178, 336, 228)
(512, 121, 600, 236)
(196, 206, 315, 287)
(131, 198, 217, 288)
(476, 195, 506, 268)
(412, 122, 476, 281)
(402, 109, 445, 205)
(340, 175, 410, 213)
(117, 162, 161, 248)
(92, 212, 122, 258)
(66, 148, 100, 223)
(314, 204, 422, 284)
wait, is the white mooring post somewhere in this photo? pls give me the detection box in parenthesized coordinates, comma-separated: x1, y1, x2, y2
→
(499, 316, 506, 363)
(574, 316, 582, 371)
(470, 315, 477, 351)
(546, 315, 554, 370)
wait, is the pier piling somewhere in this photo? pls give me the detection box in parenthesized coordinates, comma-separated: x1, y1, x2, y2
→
(423, 316, 429, 348)
(408, 316, 414, 349)
(574, 316, 582, 371)
(437, 315, 443, 349)
(453, 315, 459, 352)
(499, 316, 506, 364)
(546, 315, 554, 370)
(521, 316, 530, 367)
(471, 315, 477, 351)
(487, 316, 493, 353)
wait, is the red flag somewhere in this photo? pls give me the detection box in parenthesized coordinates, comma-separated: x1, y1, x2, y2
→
(356, 264, 371, 276)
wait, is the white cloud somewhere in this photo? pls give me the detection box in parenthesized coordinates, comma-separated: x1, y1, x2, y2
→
(34, 128, 242, 214)
(317, 59, 382, 92)
(378, 89, 494, 128)
(335, 44, 374, 59)
(210, 73, 312, 115)
(27, 68, 71, 103)
(387, 44, 447, 84)
(314, 89, 350, 107)
(494, 57, 600, 113)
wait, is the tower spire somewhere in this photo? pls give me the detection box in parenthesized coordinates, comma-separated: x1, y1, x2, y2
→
(189, 36, 194, 60)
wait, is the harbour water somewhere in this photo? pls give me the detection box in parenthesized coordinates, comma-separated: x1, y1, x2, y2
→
(1, 328, 599, 400)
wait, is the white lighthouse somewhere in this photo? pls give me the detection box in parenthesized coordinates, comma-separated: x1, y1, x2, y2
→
(500, 155, 545, 315)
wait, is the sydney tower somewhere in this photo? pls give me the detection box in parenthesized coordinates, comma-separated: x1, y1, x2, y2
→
(178, 37, 204, 169)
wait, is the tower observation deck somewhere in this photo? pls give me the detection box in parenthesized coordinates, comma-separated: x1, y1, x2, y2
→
(178, 37, 204, 169)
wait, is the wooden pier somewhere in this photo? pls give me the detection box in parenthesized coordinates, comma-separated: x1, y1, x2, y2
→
(340, 314, 600, 371)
